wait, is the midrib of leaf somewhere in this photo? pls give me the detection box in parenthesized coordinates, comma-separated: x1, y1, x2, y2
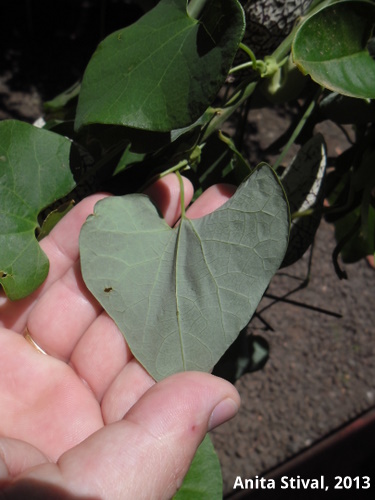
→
(174, 218, 186, 371)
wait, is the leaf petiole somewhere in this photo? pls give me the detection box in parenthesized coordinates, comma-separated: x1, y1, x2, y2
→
(233, 43, 267, 76)
(137, 161, 190, 194)
(160, 160, 190, 179)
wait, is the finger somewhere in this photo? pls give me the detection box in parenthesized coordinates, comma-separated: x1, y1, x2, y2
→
(0, 194, 108, 332)
(25, 260, 102, 361)
(69, 312, 134, 402)
(63, 372, 239, 499)
(186, 183, 236, 219)
(0, 328, 103, 462)
(21, 372, 239, 499)
(0, 438, 50, 480)
(19, 175, 193, 358)
(68, 180, 235, 389)
(101, 359, 155, 424)
(144, 173, 194, 225)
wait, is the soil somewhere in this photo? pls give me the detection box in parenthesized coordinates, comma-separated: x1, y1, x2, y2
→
(1, 1, 375, 497)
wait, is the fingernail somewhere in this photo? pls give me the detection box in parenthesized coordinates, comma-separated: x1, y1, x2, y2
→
(208, 398, 239, 431)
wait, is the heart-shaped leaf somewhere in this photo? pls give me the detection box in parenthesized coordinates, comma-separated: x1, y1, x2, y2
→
(80, 164, 289, 381)
(292, 0, 375, 99)
(75, 0, 245, 132)
(0, 120, 75, 300)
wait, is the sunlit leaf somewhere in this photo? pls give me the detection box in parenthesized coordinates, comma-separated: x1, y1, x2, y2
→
(80, 164, 289, 380)
(292, 0, 375, 98)
(174, 435, 222, 499)
(75, 0, 245, 131)
(0, 120, 75, 300)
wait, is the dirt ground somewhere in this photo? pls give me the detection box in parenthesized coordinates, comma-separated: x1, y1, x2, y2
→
(2, 1, 375, 497)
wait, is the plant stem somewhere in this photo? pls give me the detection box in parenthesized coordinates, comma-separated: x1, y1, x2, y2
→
(202, 78, 258, 141)
(238, 43, 257, 68)
(160, 160, 189, 178)
(273, 87, 322, 170)
(230, 43, 268, 75)
(137, 160, 189, 193)
(229, 61, 254, 74)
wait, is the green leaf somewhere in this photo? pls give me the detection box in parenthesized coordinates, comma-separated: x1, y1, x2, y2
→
(0, 120, 75, 300)
(75, 0, 245, 132)
(319, 92, 375, 124)
(37, 201, 75, 240)
(173, 434, 222, 499)
(213, 331, 269, 383)
(292, 0, 375, 98)
(80, 164, 289, 381)
(333, 207, 368, 263)
(281, 134, 326, 267)
(43, 80, 81, 121)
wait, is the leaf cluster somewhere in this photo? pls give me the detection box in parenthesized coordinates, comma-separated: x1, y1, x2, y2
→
(1, 0, 375, 496)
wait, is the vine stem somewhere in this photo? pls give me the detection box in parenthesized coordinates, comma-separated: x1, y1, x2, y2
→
(273, 87, 322, 170)
(238, 43, 258, 68)
(230, 43, 267, 75)
(137, 160, 189, 193)
(202, 78, 258, 141)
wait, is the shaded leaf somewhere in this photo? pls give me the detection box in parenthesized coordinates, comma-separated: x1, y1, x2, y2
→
(213, 331, 269, 383)
(37, 201, 75, 240)
(0, 120, 75, 300)
(173, 435, 222, 499)
(292, 0, 375, 98)
(80, 164, 289, 381)
(75, 0, 245, 131)
(334, 205, 374, 263)
(333, 147, 375, 264)
(319, 92, 375, 125)
(281, 134, 326, 267)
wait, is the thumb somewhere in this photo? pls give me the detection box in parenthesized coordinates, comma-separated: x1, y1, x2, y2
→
(57, 371, 240, 499)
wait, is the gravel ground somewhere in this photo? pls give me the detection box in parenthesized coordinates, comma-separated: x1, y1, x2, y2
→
(211, 217, 375, 494)
(2, 3, 375, 497)
(211, 91, 375, 496)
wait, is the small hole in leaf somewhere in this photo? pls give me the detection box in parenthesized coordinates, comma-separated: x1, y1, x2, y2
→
(104, 287, 113, 293)
(0, 271, 7, 278)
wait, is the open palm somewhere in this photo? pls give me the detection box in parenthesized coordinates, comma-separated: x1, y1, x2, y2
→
(0, 175, 239, 499)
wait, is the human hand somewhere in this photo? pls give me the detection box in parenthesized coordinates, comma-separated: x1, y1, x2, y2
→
(0, 175, 240, 499)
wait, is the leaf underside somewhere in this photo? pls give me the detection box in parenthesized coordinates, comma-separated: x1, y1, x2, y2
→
(80, 164, 289, 381)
